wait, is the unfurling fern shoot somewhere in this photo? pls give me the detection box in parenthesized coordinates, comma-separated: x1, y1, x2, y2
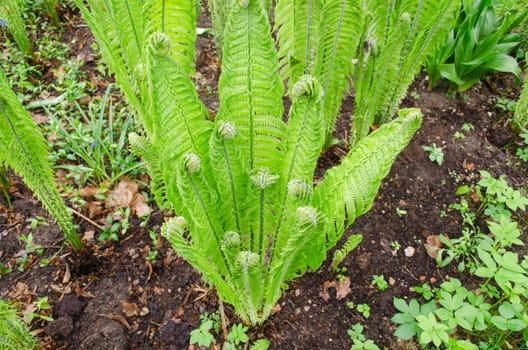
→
(72, 0, 460, 325)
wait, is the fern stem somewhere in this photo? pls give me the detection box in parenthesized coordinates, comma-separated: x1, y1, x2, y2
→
(124, 0, 142, 54)
(258, 188, 265, 260)
(245, 7, 255, 170)
(304, 0, 315, 75)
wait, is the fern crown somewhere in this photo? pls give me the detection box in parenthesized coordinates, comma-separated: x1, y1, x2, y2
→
(71, 0, 461, 324)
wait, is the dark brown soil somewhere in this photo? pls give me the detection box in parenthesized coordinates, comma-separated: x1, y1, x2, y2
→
(1, 5, 527, 350)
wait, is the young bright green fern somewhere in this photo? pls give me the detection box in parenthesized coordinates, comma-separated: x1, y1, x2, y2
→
(0, 0, 33, 56)
(0, 69, 81, 249)
(514, 66, 528, 129)
(0, 300, 38, 350)
(75, 0, 426, 325)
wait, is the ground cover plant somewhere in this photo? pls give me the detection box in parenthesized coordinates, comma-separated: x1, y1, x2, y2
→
(0, 1, 527, 349)
(425, 0, 527, 91)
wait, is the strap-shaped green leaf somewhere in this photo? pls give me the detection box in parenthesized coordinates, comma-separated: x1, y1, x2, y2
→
(314, 108, 422, 248)
(217, 0, 285, 173)
(0, 70, 81, 249)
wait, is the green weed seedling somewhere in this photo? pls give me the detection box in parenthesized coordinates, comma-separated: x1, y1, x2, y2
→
(422, 143, 444, 166)
(516, 127, 528, 162)
(99, 207, 131, 241)
(356, 303, 371, 319)
(371, 275, 388, 292)
(190, 312, 269, 350)
(390, 241, 401, 253)
(496, 97, 516, 112)
(24, 296, 53, 323)
(461, 123, 474, 133)
(348, 323, 381, 350)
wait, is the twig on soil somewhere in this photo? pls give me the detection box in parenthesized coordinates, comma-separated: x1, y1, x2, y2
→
(69, 208, 103, 231)
(218, 298, 228, 342)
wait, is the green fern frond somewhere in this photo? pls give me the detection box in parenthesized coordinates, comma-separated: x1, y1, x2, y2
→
(147, 33, 213, 211)
(209, 121, 248, 233)
(514, 70, 528, 129)
(0, 300, 38, 350)
(314, 108, 422, 248)
(312, 0, 364, 148)
(0, 0, 32, 55)
(282, 75, 325, 184)
(206, 0, 232, 51)
(231, 251, 264, 323)
(0, 70, 81, 249)
(275, 0, 322, 85)
(263, 206, 326, 321)
(383, 0, 460, 122)
(217, 0, 285, 173)
(176, 153, 228, 275)
(74, 0, 149, 132)
(145, 0, 197, 74)
(352, 0, 459, 143)
(331, 233, 362, 271)
(128, 132, 170, 209)
(162, 218, 239, 309)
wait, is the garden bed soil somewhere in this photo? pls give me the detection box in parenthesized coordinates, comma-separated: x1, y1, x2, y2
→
(1, 5, 527, 350)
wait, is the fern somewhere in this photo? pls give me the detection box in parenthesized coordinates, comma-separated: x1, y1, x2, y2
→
(331, 234, 363, 271)
(0, 300, 38, 350)
(275, 0, 322, 85)
(352, 0, 460, 144)
(76, 0, 426, 325)
(513, 67, 528, 129)
(0, 69, 81, 249)
(145, 0, 198, 74)
(206, 0, 232, 52)
(0, 0, 32, 55)
(313, 0, 364, 147)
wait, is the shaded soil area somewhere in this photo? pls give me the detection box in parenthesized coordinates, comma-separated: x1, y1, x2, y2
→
(1, 5, 527, 350)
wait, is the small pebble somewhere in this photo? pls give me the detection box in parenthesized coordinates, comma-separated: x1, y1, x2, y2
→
(404, 246, 415, 257)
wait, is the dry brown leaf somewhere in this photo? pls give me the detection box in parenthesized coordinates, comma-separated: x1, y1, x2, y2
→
(82, 230, 95, 242)
(62, 264, 71, 284)
(320, 277, 351, 301)
(101, 313, 132, 331)
(121, 301, 140, 317)
(8, 282, 32, 300)
(131, 193, 152, 217)
(107, 178, 138, 209)
(463, 159, 475, 172)
(79, 186, 101, 197)
(424, 235, 446, 260)
(50, 283, 72, 295)
(85, 201, 104, 218)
